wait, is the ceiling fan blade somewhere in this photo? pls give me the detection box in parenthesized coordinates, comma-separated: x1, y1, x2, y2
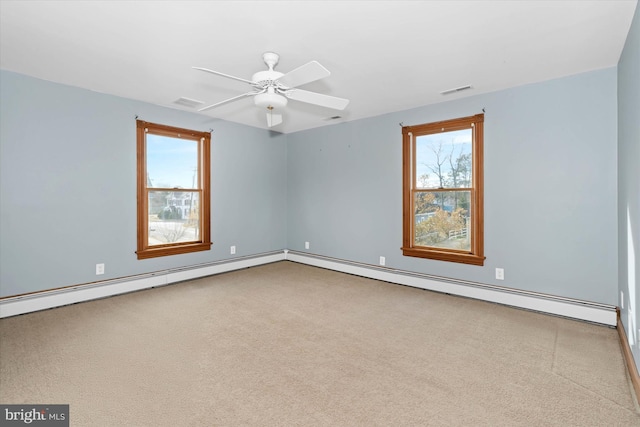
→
(277, 61, 330, 88)
(285, 89, 349, 110)
(193, 67, 255, 85)
(266, 112, 283, 128)
(198, 92, 257, 112)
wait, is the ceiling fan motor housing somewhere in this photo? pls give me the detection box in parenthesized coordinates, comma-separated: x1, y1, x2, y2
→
(252, 70, 288, 109)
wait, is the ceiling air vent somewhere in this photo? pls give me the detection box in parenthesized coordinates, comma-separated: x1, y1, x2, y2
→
(440, 85, 472, 95)
(173, 97, 204, 108)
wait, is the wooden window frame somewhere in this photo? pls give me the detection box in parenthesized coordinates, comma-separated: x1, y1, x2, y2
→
(136, 120, 211, 259)
(401, 114, 485, 266)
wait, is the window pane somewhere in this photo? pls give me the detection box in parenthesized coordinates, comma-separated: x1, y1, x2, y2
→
(148, 191, 200, 246)
(415, 129, 472, 189)
(146, 134, 198, 189)
(414, 191, 471, 251)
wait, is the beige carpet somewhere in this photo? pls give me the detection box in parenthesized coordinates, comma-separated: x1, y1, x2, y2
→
(1, 261, 638, 426)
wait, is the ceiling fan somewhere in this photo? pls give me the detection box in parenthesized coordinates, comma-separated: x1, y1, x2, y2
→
(193, 52, 349, 128)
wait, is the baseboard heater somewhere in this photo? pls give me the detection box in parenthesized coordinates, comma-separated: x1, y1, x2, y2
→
(0, 251, 286, 318)
(0, 249, 616, 326)
(285, 251, 617, 326)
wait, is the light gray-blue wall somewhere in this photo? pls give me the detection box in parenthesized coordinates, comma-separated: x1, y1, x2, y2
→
(0, 66, 623, 309)
(618, 4, 640, 372)
(0, 70, 287, 297)
(287, 67, 619, 305)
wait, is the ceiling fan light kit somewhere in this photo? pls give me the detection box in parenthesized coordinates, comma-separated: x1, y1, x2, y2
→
(254, 87, 288, 109)
(193, 52, 349, 128)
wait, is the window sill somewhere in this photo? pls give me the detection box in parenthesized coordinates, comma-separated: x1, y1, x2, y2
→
(136, 242, 212, 260)
(401, 247, 485, 266)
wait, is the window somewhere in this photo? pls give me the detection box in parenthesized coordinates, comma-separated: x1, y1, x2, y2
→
(401, 114, 484, 265)
(136, 120, 211, 259)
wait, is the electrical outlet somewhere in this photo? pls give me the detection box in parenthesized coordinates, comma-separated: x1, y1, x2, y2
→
(379, 256, 386, 266)
(96, 263, 105, 275)
(230, 245, 236, 255)
(495, 268, 504, 280)
(305, 241, 310, 250)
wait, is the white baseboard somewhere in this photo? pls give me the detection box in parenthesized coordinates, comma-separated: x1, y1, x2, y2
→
(0, 251, 286, 318)
(285, 251, 617, 326)
(1, 250, 617, 326)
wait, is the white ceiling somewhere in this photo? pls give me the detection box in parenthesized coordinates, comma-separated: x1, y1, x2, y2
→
(1, 1, 637, 134)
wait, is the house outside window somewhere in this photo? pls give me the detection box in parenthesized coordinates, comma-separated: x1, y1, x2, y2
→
(136, 120, 211, 259)
(401, 114, 484, 265)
